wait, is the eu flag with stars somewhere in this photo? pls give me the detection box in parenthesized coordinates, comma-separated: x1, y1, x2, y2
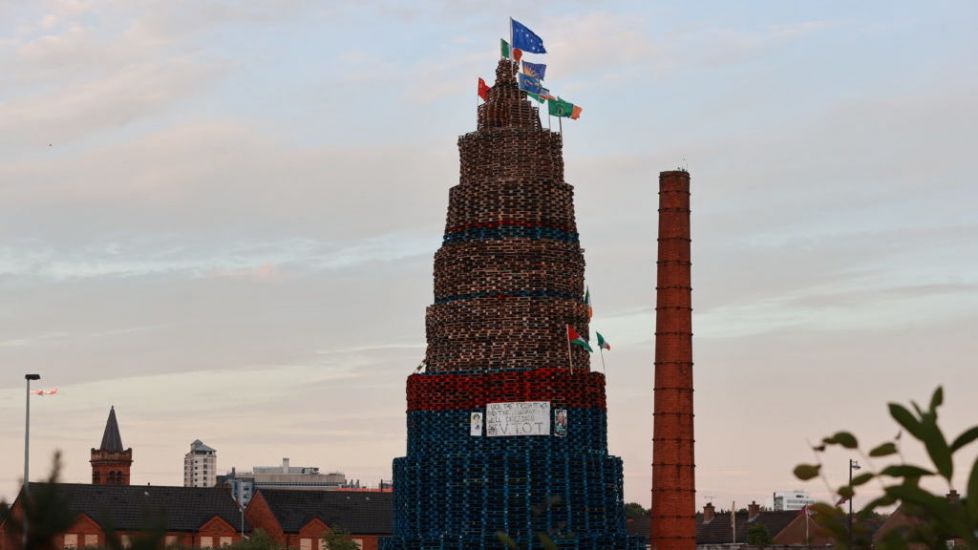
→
(511, 18, 546, 54)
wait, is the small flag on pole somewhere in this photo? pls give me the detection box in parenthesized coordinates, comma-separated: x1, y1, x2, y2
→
(500, 39, 511, 59)
(584, 287, 592, 319)
(567, 325, 593, 352)
(478, 78, 490, 101)
(34, 388, 58, 396)
(522, 61, 546, 80)
(548, 97, 582, 120)
(526, 88, 552, 103)
(517, 73, 544, 95)
(596, 332, 611, 351)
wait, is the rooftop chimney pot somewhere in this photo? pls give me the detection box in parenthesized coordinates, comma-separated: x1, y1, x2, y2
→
(748, 501, 761, 521)
(703, 502, 715, 523)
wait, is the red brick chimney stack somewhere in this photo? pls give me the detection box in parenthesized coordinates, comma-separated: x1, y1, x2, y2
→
(748, 501, 761, 521)
(703, 502, 715, 523)
(650, 170, 695, 549)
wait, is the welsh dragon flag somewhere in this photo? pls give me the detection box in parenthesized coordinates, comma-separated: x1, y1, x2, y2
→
(567, 325, 593, 352)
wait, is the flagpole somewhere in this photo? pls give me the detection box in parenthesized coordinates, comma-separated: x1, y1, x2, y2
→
(566, 327, 574, 374)
(599, 347, 606, 374)
(509, 17, 514, 61)
(558, 115, 562, 134)
(805, 506, 810, 544)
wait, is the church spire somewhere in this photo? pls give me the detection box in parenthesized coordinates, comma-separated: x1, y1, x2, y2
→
(99, 406, 124, 452)
(91, 406, 132, 485)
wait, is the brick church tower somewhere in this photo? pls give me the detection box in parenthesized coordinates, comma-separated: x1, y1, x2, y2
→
(383, 59, 642, 550)
(90, 406, 132, 485)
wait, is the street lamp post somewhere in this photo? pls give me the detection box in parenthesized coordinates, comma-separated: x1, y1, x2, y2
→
(849, 459, 861, 549)
(24, 373, 41, 549)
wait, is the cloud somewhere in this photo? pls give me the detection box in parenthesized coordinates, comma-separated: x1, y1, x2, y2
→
(0, 230, 434, 282)
(545, 12, 662, 79)
(1, 1, 977, 508)
(1, 59, 222, 146)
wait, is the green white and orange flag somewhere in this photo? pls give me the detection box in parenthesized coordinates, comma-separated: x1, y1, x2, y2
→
(567, 325, 593, 352)
(596, 332, 611, 351)
(501, 39, 511, 59)
(548, 97, 582, 120)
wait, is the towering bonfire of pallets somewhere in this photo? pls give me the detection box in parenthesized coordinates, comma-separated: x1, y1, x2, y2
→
(383, 60, 643, 550)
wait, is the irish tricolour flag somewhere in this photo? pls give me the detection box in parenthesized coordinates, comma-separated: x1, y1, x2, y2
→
(567, 325, 593, 353)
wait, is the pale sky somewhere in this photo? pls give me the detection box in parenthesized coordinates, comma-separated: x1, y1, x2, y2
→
(2, 1, 977, 510)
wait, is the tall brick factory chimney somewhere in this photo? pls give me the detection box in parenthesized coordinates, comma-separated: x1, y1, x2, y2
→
(383, 59, 643, 550)
(650, 170, 695, 549)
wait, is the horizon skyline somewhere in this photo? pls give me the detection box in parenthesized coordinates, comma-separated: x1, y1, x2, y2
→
(2, 1, 977, 511)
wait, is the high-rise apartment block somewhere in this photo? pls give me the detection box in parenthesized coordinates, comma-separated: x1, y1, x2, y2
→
(183, 439, 217, 487)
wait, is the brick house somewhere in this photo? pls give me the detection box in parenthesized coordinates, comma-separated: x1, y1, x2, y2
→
(694, 502, 797, 545)
(245, 489, 391, 550)
(872, 490, 965, 548)
(0, 483, 248, 550)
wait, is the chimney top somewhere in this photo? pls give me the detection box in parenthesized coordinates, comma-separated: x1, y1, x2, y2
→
(748, 501, 761, 521)
(703, 502, 715, 523)
(947, 489, 960, 502)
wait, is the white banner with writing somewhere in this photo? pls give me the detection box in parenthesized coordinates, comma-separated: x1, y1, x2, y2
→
(486, 401, 551, 437)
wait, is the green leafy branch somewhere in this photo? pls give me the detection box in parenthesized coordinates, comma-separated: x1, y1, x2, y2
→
(793, 387, 978, 549)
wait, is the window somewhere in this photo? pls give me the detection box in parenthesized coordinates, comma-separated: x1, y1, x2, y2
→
(300, 538, 312, 550)
(120, 534, 131, 548)
(165, 536, 178, 547)
(64, 534, 78, 549)
(352, 539, 364, 549)
(84, 535, 99, 547)
(219, 537, 232, 547)
(199, 536, 213, 549)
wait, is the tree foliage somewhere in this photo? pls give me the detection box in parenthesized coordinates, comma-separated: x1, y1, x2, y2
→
(745, 523, 771, 546)
(0, 452, 77, 550)
(321, 527, 360, 550)
(623, 502, 647, 520)
(231, 529, 280, 550)
(794, 386, 978, 549)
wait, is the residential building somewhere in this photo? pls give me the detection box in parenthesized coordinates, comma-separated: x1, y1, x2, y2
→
(770, 490, 815, 511)
(217, 467, 255, 507)
(90, 406, 132, 486)
(218, 458, 360, 507)
(184, 440, 217, 488)
(694, 502, 797, 545)
(245, 489, 392, 550)
(871, 490, 964, 548)
(0, 483, 249, 550)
